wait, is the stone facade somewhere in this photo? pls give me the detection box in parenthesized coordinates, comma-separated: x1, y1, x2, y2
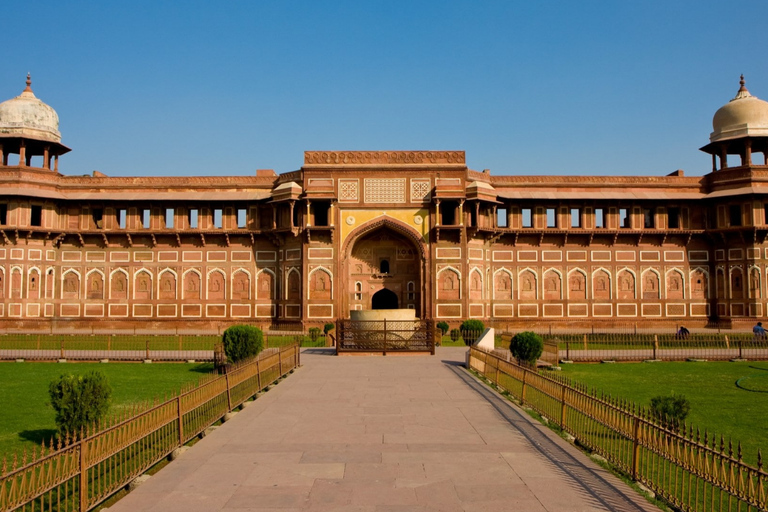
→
(2, 78, 768, 333)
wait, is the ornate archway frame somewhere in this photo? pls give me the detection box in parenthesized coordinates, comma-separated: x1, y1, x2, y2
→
(340, 216, 430, 319)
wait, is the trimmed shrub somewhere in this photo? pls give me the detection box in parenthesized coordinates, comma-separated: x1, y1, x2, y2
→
(460, 319, 485, 345)
(450, 329, 461, 342)
(509, 331, 544, 366)
(436, 321, 449, 336)
(323, 322, 335, 334)
(650, 394, 690, 427)
(222, 325, 264, 363)
(308, 327, 322, 342)
(49, 371, 112, 438)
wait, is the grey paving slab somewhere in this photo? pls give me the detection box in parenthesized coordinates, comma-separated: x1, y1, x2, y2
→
(109, 347, 660, 512)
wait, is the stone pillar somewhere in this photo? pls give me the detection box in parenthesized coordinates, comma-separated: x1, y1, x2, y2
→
(329, 201, 335, 227)
(18, 140, 25, 166)
(492, 205, 498, 228)
(54, 155, 59, 172)
(272, 205, 277, 229)
(744, 139, 752, 166)
(459, 200, 464, 226)
(43, 146, 50, 169)
(0, 144, 3, 165)
(720, 147, 728, 169)
(435, 199, 441, 226)
(289, 201, 295, 228)
(712, 154, 717, 173)
(306, 200, 311, 227)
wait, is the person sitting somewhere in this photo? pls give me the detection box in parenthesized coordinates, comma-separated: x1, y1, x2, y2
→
(676, 326, 690, 339)
(754, 322, 766, 338)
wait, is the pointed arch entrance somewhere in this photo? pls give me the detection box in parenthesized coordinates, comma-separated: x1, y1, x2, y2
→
(341, 217, 429, 318)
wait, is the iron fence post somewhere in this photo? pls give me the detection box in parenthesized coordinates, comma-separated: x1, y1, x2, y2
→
(566, 340, 570, 361)
(60, 337, 64, 359)
(279, 346, 283, 376)
(739, 338, 743, 359)
(521, 369, 527, 405)
(560, 384, 567, 430)
(256, 358, 262, 391)
(79, 439, 88, 512)
(145, 339, 150, 360)
(225, 372, 232, 412)
(653, 335, 658, 360)
(631, 415, 640, 480)
(177, 394, 184, 447)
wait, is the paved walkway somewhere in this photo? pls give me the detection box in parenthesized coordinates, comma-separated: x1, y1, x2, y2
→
(109, 348, 659, 512)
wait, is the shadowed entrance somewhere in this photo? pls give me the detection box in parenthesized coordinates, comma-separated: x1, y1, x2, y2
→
(371, 288, 398, 309)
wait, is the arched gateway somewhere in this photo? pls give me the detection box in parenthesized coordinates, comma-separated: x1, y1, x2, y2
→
(340, 217, 429, 318)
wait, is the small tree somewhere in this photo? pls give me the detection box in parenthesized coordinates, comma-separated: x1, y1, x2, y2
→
(509, 331, 543, 366)
(308, 327, 322, 342)
(450, 328, 461, 342)
(49, 371, 112, 438)
(436, 321, 449, 336)
(222, 325, 264, 363)
(650, 394, 690, 428)
(323, 322, 335, 334)
(460, 319, 485, 345)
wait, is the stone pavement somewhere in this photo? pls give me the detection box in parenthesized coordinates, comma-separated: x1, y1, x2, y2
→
(109, 347, 659, 512)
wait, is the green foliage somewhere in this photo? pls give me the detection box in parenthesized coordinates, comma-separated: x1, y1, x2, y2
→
(48, 371, 112, 437)
(436, 321, 449, 335)
(323, 322, 335, 334)
(450, 329, 461, 342)
(308, 327, 322, 342)
(460, 319, 486, 345)
(509, 331, 544, 365)
(222, 325, 264, 363)
(650, 394, 691, 427)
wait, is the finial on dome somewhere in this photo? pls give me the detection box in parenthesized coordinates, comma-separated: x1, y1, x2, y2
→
(24, 73, 32, 92)
(733, 74, 752, 101)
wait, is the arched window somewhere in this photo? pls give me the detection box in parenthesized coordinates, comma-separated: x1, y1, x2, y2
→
(380, 259, 390, 274)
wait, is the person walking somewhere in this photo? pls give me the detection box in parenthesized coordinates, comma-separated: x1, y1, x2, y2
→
(753, 321, 766, 338)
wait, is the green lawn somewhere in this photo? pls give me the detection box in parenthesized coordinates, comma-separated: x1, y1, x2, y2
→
(0, 361, 213, 458)
(560, 361, 768, 465)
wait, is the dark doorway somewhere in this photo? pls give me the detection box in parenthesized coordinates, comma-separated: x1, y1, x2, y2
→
(372, 288, 398, 309)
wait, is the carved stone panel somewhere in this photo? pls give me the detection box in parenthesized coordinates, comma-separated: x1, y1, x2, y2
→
(159, 272, 177, 300)
(731, 269, 744, 300)
(62, 272, 80, 300)
(438, 269, 460, 300)
(643, 273, 660, 300)
(568, 272, 586, 300)
(135, 272, 152, 300)
(87, 272, 103, 300)
(11, 269, 22, 298)
(593, 272, 610, 300)
(469, 271, 483, 300)
(309, 269, 332, 300)
(494, 272, 512, 300)
(691, 269, 708, 300)
(519, 271, 536, 300)
(257, 271, 274, 300)
(543, 271, 561, 300)
(111, 271, 128, 300)
(183, 271, 201, 300)
(287, 271, 301, 300)
(667, 273, 683, 300)
(233, 271, 251, 300)
(208, 271, 225, 301)
(617, 270, 635, 300)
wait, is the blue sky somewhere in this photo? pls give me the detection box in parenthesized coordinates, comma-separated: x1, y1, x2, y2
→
(2, 1, 765, 177)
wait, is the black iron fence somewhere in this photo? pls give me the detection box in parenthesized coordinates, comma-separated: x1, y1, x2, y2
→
(335, 319, 437, 355)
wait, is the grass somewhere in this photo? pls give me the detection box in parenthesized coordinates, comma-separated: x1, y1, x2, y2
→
(0, 361, 213, 458)
(560, 361, 768, 465)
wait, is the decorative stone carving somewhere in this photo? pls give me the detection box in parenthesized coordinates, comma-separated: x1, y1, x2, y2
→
(208, 271, 225, 301)
(232, 271, 250, 300)
(410, 178, 431, 202)
(62, 272, 79, 299)
(543, 271, 560, 300)
(438, 269, 460, 300)
(183, 271, 200, 300)
(339, 179, 359, 202)
(135, 272, 151, 300)
(309, 269, 332, 300)
(494, 272, 512, 300)
(643, 273, 660, 300)
(593, 272, 610, 300)
(667, 273, 683, 300)
(569, 272, 586, 300)
(159, 272, 176, 300)
(111, 271, 128, 300)
(691, 269, 708, 300)
(364, 178, 406, 204)
(618, 270, 635, 300)
(87, 272, 104, 300)
(519, 271, 536, 300)
(28, 269, 40, 300)
(287, 271, 301, 300)
(304, 151, 465, 165)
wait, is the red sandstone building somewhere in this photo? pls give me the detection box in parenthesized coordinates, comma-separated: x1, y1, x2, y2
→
(1, 75, 768, 333)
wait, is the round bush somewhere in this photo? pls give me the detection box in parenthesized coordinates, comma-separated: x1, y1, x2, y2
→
(323, 322, 335, 334)
(509, 331, 543, 365)
(308, 327, 322, 342)
(436, 321, 449, 336)
(650, 394, 690, 427)
(450, 328, 461, 342)
(222, 325, 264, 363)
(49, 371, 112, 438)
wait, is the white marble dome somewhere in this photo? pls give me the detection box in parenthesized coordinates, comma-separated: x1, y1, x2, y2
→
(711, 76, 768, 143)
(0, 75, 61, 144)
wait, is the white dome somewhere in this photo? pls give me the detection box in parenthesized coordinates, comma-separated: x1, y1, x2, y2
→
(710, 76, 768, 143)
(0, 75, 61, 144)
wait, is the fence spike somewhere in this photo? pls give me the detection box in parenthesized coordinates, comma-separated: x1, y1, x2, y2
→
(12, 452, 17, 471)
(1, 456, 6, 473)
(758, 450, 763, 470)
(729, 440, 733, 458)
(720, 435, 725, 454)
(738, 442, 743, 462)
(31, 445, 37, 461)
(21, 447, 27, 466)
